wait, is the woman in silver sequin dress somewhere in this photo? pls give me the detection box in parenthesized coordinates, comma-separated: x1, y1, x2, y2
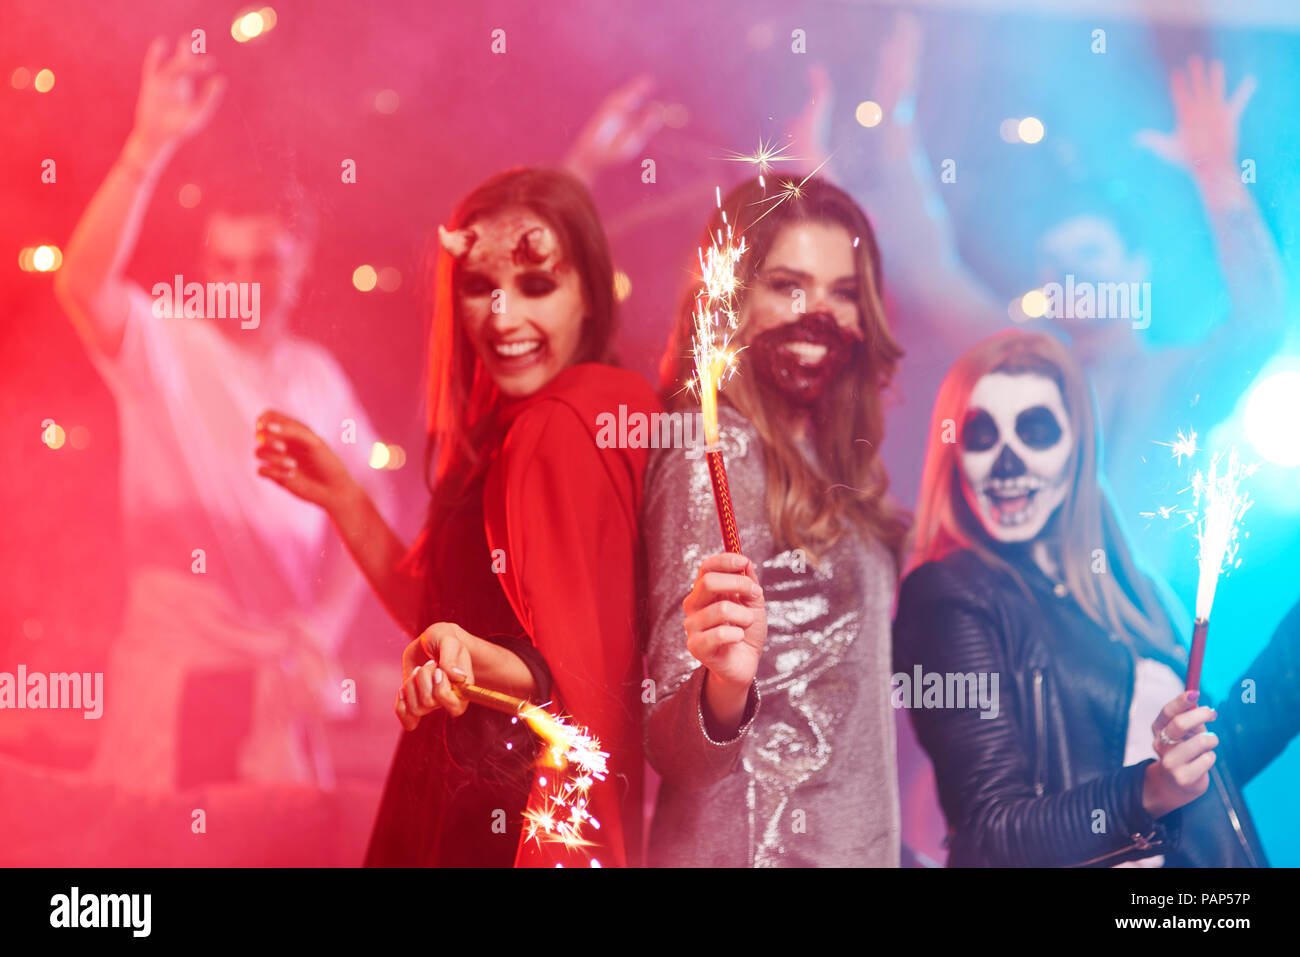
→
(642, 177, 909, 866)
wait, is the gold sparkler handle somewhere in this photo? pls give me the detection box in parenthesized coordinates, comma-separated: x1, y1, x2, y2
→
(705, 446, 742, 554)
(452, 681, 528, 716)
(1185, 618, 1210, 693)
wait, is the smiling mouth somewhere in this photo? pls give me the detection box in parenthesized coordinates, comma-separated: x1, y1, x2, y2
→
(782, 341, 829, 365)
(982, 478, 1043, 525)
(490, 338, 546, 367)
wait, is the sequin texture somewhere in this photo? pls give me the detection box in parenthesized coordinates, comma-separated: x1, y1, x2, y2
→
(642, 406, 900, 867)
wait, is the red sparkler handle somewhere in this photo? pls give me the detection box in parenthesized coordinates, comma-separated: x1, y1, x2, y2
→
(705, 447, 742, 554)
(1185, 618, 1209, 693)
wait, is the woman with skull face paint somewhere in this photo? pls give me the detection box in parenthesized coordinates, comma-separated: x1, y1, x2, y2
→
(257, 168, 658, 867)
(894, 330, 1300, 867)
(641, 177, 908, 866)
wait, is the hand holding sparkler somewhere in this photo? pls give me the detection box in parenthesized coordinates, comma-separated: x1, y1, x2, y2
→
(1141, 690, 1220, 819)
(391, 623, 611, 858)
(396, 622, 476, 728)
(683, 552, 767, 737)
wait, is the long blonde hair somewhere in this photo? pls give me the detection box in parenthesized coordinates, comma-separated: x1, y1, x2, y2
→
(910, 330, 1177, 651)
(660, 176, 908, 563)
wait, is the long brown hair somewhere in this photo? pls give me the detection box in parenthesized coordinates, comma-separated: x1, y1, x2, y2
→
(409, 167, 619, 576)
(910, 330, 1177, 651)
(660, 176, 908, 563)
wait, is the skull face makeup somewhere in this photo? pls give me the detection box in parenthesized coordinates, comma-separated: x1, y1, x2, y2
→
(959, 372, 1073, 543)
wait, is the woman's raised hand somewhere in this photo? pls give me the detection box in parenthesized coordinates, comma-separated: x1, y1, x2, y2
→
(255, 409, 360, 514)
(396, 622, 477, 731)
(1142, 690, 1220, 819)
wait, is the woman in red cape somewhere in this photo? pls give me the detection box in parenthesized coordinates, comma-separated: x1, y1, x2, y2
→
(255, 168, 657, 866)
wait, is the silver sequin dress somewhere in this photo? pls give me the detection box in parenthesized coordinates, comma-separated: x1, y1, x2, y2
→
(642, 405, 901, 867)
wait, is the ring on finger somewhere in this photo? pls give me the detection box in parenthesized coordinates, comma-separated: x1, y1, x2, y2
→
(1157, 729, 1178, 749)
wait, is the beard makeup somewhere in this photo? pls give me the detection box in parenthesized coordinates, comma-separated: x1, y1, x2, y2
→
(959, 372, 1073, 544)
(748, 310, 859, 407)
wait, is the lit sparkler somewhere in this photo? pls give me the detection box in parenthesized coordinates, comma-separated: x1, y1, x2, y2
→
(1154, 428, 1200, 467)
(452, 682, 608, 858)
(1181, 447, 1256, 693)
(688, 149, 834, 551)
(719, 136, 802, 177)
(747, 155, 834, 227)
(691, 187, 748, 552)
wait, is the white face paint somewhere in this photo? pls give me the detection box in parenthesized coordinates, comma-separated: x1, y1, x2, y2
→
(959, 372, 1073, 543)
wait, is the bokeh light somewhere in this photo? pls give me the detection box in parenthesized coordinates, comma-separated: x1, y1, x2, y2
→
(855, 100, 883, 128)
(232, 8, 276, 42)
(352, 264, 378, 292)
(33, 68, 55, 93)
(234, 12, 264, 42)
(32, 245, 62, 272)
(42, 421, 66, 450)
(1018, 116, 1045, 144)
(369, 442, 407, 469)
(1020, 288, 1047, 318)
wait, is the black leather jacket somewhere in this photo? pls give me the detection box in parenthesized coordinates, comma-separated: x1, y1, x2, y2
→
(894, 548, 1300, 867)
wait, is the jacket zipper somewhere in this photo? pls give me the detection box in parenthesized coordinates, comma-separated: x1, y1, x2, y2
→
(1073, 829, 1162, 867)
(1210, 764, 1259, 867)
(1031, 669, 1047, 796)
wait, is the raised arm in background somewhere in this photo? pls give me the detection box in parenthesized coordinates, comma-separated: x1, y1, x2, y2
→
(54, 36, 224, 355)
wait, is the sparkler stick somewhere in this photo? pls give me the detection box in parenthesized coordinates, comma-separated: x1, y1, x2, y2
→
(1185, 619, 1210, 695)
(451, 681, 609, 855)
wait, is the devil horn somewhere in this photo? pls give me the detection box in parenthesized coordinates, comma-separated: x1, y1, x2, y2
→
(516, 226, 556, 264)
(438, 224, 476, 260)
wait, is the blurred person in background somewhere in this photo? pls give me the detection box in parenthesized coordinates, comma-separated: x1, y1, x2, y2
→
(53, 36, 389, 793)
